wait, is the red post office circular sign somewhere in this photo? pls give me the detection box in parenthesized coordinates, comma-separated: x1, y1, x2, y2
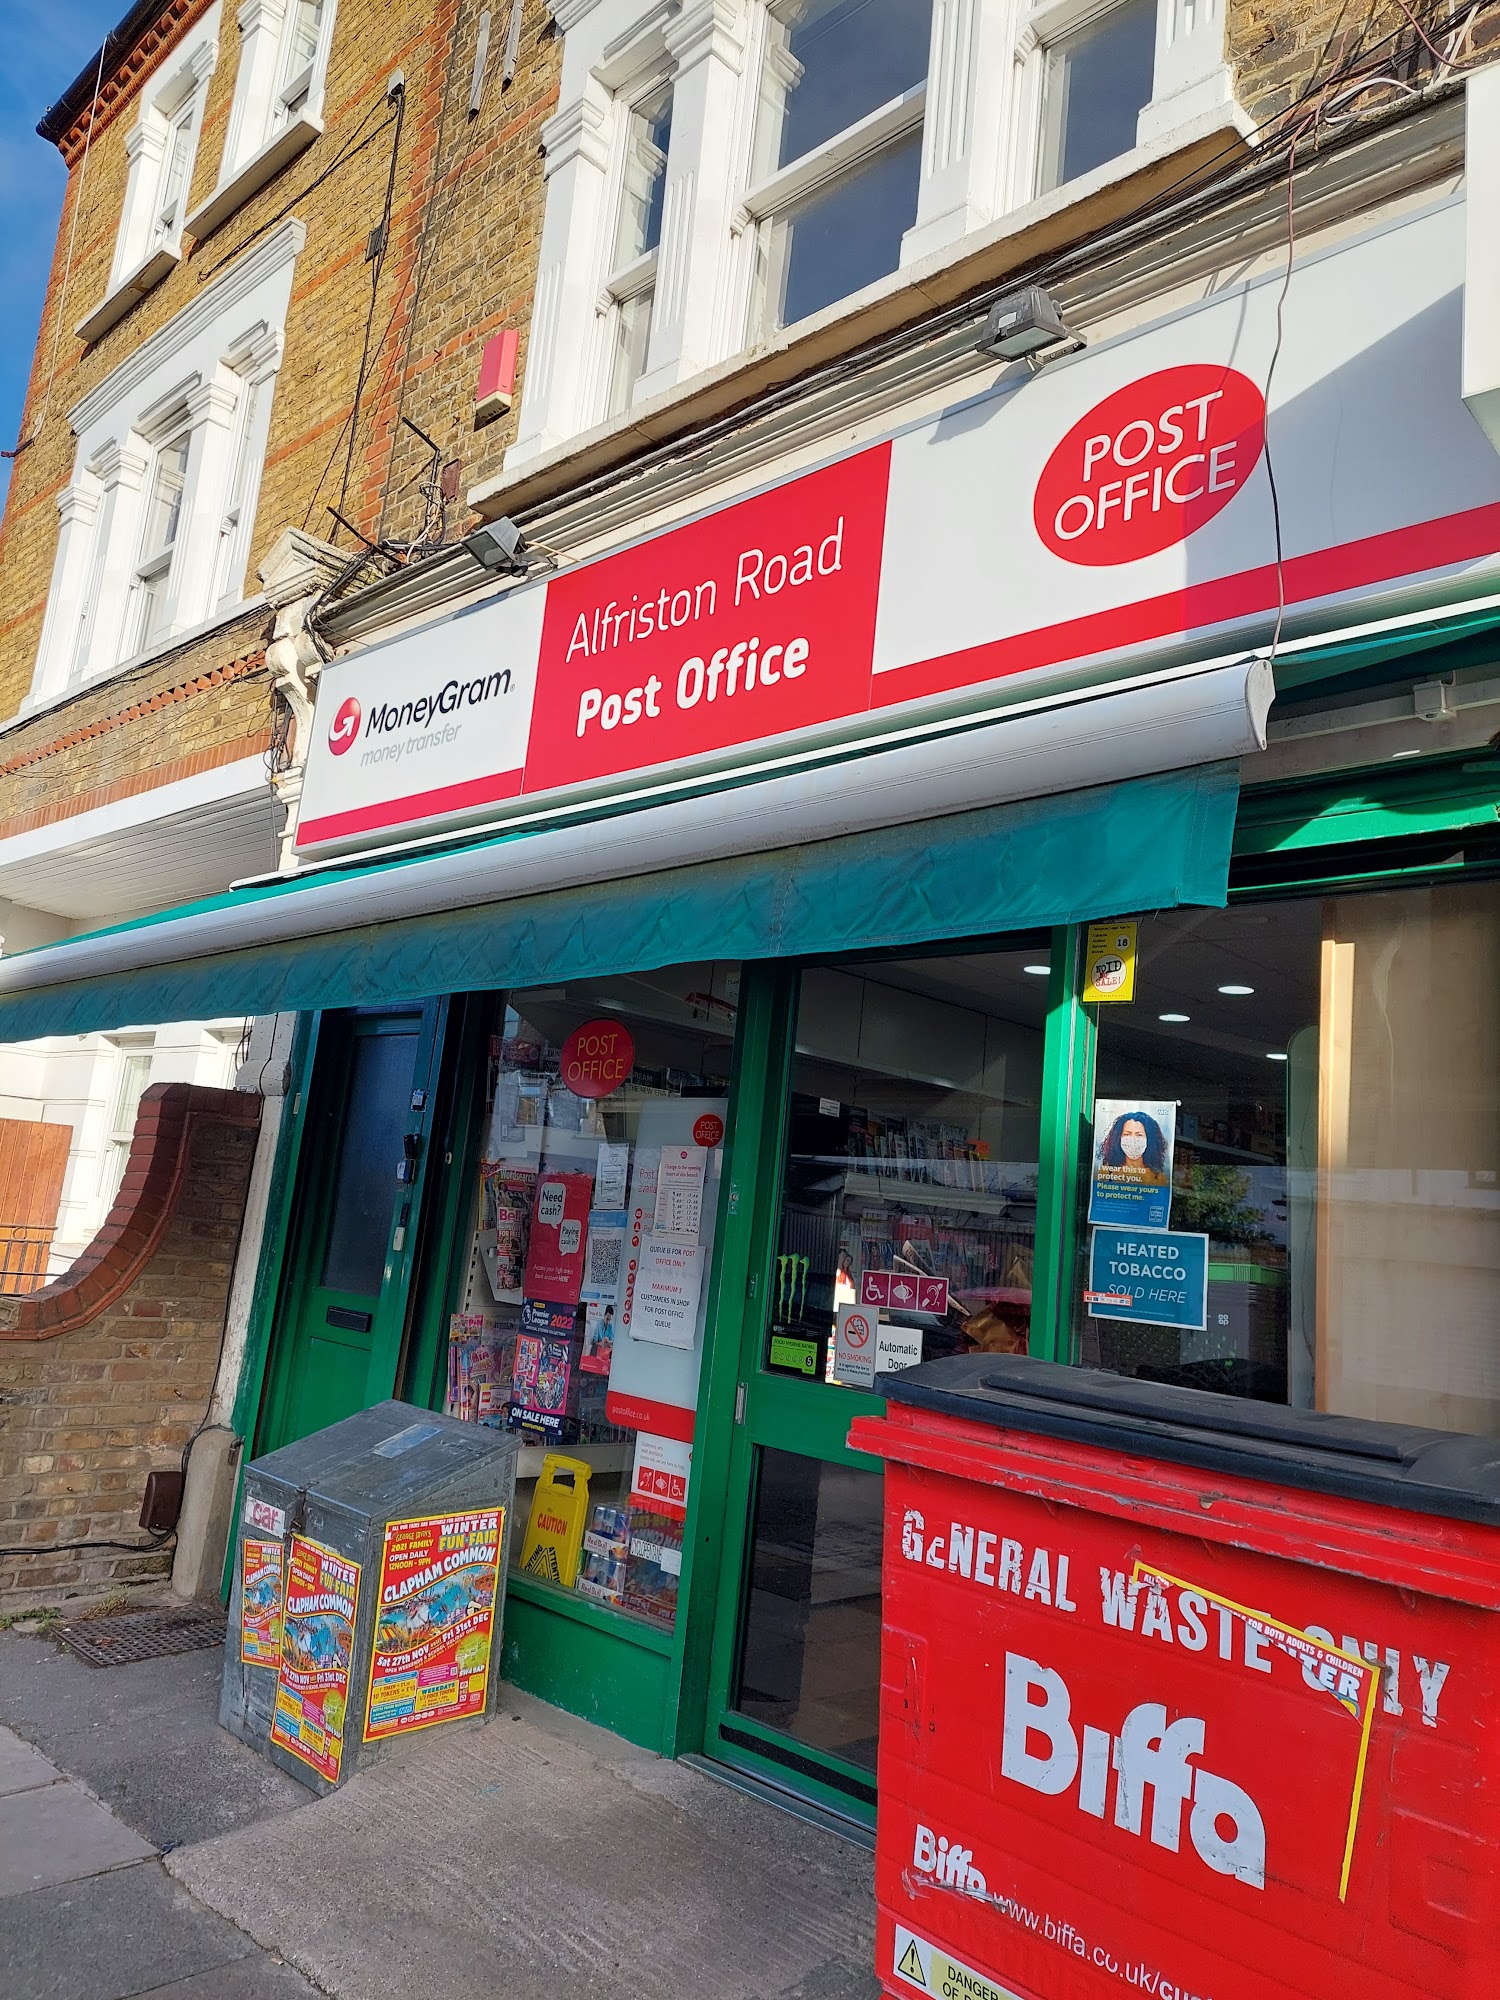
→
(1034, 365, 1265, 567)
(693, 1112, 725, 1148)
(559, 1019, 634, 1099)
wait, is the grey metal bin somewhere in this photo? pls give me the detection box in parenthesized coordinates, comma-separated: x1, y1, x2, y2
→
(221, 1400, 519, 1795)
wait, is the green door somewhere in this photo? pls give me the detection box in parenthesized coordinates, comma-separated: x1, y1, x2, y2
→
(256, 1004, 447, 1453)
(701, 942, 1056, 1826)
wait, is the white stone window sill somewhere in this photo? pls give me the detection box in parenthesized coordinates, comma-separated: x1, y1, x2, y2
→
(185, 116, 322, 243)
(2, 596, 267, 740)
(75, 247, 181, 346)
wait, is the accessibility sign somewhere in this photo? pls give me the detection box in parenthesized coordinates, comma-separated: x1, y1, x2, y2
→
(892, 1926, 1026, 2000)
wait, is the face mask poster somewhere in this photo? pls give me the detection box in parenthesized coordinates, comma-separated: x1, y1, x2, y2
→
(1085, 1100, 1208, 1334)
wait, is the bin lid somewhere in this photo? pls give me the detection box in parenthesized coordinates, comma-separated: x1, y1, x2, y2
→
(246, 1400, 518, 1520)
(879, 1354, 1500, 1525)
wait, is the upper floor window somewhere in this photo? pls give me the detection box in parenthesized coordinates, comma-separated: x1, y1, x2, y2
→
(26, 221, 304, 718)
(275, 0, 327, 129)
(1038, 0, 1159, 194)
(746, 0, 930, 336)
(78, 9, 219, 340)
(604, 82, 673, 418)
(508, 0, 1246, 471)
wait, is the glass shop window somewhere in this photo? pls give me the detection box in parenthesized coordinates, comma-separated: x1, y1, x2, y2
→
(1073, 885, 1500, 1432)
(767, 946, 1050, 1389)
(444, 964, 740, 1633)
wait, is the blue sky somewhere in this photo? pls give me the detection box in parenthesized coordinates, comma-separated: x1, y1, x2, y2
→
(0, 1, 122, 510)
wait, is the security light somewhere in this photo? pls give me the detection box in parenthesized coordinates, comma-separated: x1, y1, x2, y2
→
(465, 517, 529, 574)
(977, 287, 1080, 363)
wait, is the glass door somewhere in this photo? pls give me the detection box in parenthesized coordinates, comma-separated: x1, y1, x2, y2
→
(256, 1004, 448, 1453)
(704, 944, 1053, 1822)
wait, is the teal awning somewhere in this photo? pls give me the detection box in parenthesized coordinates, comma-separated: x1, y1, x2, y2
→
(0, 761, 1240, 1041)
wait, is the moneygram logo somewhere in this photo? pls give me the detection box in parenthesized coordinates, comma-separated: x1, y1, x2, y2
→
(328, 696, 362, 756)
(1034, 365, 1265, 566)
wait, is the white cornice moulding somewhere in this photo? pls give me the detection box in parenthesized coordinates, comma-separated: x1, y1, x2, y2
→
(75, 247, 181, 346)
(68, 220, 306, 438)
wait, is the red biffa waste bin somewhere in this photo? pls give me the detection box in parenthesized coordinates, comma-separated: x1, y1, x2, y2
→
(849, 1353, 1500, 2000)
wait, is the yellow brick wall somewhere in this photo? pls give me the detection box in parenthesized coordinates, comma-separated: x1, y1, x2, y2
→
(0, 0, 557, 816)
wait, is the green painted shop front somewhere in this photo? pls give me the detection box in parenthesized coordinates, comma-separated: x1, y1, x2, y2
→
(216, 720, 1500, 1833)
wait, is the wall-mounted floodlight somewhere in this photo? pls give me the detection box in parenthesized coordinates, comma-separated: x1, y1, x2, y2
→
(464, 517, 529, 574)
(977, 287, 1083, 365)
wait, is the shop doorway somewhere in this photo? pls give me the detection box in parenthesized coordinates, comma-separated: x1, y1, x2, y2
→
(255, 1004, 449, 1454)
(703, 947, 1051, 1824)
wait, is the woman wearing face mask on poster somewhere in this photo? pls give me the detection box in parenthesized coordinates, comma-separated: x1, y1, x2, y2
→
(1088, 1104, 1176, 1229)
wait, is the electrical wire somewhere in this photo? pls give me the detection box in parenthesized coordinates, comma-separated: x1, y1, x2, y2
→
(335, 83, 409, 524)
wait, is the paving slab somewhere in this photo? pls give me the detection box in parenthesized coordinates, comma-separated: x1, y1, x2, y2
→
(0, 1780, 156, 1899)
(139, 1956, 326, 1999)
(0, 1630, 307, 1849)
(0, 1857, 265, 2000)
(170, 1686, 878, 2000)
(0, 1722, 60, 1797)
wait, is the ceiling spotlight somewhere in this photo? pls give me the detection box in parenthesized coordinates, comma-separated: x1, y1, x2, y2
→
(1266, 1051, 1289, 1062)
(1023, 964, 1051, 976)
(1218, 984, 1255, 996)
(977, 286, 1083, 365)
(465, 516, 529, 574)
(1159, 1012, 1190, 1023)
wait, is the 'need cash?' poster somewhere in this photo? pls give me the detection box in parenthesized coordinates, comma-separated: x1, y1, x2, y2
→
(363, 1510, 505, 1742)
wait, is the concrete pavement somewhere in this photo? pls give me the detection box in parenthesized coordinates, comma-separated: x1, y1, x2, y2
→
(0, 1712, 321, 2000)
(0, 1624, 878, 2000)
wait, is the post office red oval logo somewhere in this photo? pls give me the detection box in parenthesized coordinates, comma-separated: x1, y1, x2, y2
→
(693, 1112, 725, 1148)
(1034, 366, 1265, 566)
(559, 1019, 634, 1099)
(328, 695, 362, 755)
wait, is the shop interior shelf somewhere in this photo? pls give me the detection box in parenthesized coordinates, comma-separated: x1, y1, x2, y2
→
(840, 1172, 1021, 1217)
(515, 1440, 634, 1479)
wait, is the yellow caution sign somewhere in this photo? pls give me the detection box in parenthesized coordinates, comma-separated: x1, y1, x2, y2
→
(892, 1927, 1025, 2000)
(1082, 920, 1138, 1003)
(518, 1455, 592, 1587)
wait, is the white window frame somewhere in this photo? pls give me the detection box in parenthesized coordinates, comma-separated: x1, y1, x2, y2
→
(27, 221, 303, 720)
(506, 0, 1249, 473)
(75, 11, 220, 344)
(593, 74, 675, 422)
(187, 0, 339, 241)
(99, 1040, 153, 1209)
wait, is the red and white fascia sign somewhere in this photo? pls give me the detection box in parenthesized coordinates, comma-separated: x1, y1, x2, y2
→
(521, 449, 890, 794)
(1033, 366, 1265, 566)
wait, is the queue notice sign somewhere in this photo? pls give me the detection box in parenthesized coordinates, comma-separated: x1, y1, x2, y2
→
(851, 1353, 1500, 2000)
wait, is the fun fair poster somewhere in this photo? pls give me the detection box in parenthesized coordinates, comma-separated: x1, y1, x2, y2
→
(364, 1509, 505, 1742)
(270, 1535, 360, 1784)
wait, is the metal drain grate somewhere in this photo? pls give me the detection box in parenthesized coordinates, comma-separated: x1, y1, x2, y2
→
(57, 1606, 226, 1669)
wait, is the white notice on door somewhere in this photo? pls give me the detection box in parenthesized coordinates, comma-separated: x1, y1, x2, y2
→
(632, 1238, 705, 1348)
(653, 1146, 706, 1240)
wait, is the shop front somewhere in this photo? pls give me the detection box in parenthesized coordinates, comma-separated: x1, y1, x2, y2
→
(0, 190, 1498, 1827)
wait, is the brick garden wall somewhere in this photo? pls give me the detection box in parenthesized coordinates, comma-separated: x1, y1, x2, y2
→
(0, 1083, 260, 1609)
